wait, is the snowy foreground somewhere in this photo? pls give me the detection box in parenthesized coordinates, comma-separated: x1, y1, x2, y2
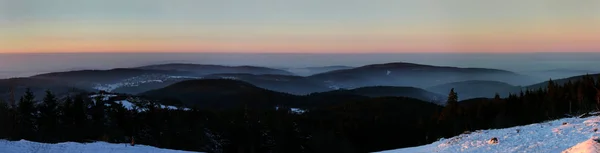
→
(0, 140, 200, 153)
(379, 115, 600, 153)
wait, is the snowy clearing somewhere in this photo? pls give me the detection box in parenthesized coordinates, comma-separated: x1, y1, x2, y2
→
(92, 74, 200, 92)
(111, 100, 190, 112)
(89, 94, 117, 101)
(89, 94, 190, 112)
(275, 107, 307, 114)
(378, 115, 600, 153)
(0, 140, 200, 153)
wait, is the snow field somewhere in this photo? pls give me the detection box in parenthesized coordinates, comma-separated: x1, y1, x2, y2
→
(0, 140, 199, 153)
(379, 115, 600, 153)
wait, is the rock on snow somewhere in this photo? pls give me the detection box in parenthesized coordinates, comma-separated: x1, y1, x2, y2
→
(378, 116, 600, 153)
(0, 140, 200, 153)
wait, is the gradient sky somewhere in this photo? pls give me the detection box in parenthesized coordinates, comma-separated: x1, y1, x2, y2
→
(1, 0, 600, 53)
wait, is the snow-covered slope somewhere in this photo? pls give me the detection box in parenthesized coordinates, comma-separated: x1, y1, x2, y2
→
(562, 138, 600, 153)
(0, 140, 199, 153)
(378, 115, 600, 153)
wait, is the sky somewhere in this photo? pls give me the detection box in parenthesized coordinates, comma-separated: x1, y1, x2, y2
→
(1, 0, 600, 53)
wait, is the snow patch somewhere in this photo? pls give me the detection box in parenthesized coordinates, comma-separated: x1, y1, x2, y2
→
(0, 139, 199, 153)
(159, 104, 189, 111)
(114, 100, 135, 110)
(290, 108, 306, 114)
(275, 107, 307, 114)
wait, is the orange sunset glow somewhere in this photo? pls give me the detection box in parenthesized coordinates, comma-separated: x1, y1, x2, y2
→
(1, 0, 600, 53)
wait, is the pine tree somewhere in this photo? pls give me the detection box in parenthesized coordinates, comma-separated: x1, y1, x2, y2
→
(447, 88, 458, 106)
(8, 85, 16, 108)
(438, 88, 460, 134)
(17, 88, 36, 140)
(106, 100, 131, 143)
(72, 95, 88, 140)
(90, 94, 107, 140)
(494, 93, 501, 100)
(520, 90, 524, 98)
(594, 86, 600, 111)
(0, 99, 9, 139)
(60, 96, 75, 141)
(39, 90, 59, 142)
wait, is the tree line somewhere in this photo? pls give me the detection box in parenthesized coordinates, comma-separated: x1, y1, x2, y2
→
(0, 75, 599, 153)
(433, 75, 600, 139)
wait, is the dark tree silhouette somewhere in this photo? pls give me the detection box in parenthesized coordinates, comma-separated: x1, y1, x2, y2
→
(17, 88, 36, 140)
(38, 90, 59, 142)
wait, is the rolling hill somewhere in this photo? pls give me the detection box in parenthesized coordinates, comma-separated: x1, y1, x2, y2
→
(3, 62, 549, 104)
(138, 79, 451, 109)
(307, 62, 536, 89)
(203, 73, 330, 95)
(138, 79, 298, 108)
(29, 64, 296, 94)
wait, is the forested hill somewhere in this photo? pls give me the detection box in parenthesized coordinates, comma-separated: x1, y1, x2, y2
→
(139, 79, 298, 108)
(0, 75, 599, 152)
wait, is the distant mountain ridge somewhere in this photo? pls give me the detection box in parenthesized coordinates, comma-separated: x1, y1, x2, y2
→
(0, 62, 549, 103)
(306, 62, 536, 89)
(136, 63, 294, 76)
(525, 73, 600, 90)
(284, 66, 354, 76)
(523, 68, 600, 81)
(23, 64, 298, 94)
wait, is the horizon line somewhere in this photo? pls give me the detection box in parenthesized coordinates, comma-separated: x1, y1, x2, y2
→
(2, 51, 600, 55)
